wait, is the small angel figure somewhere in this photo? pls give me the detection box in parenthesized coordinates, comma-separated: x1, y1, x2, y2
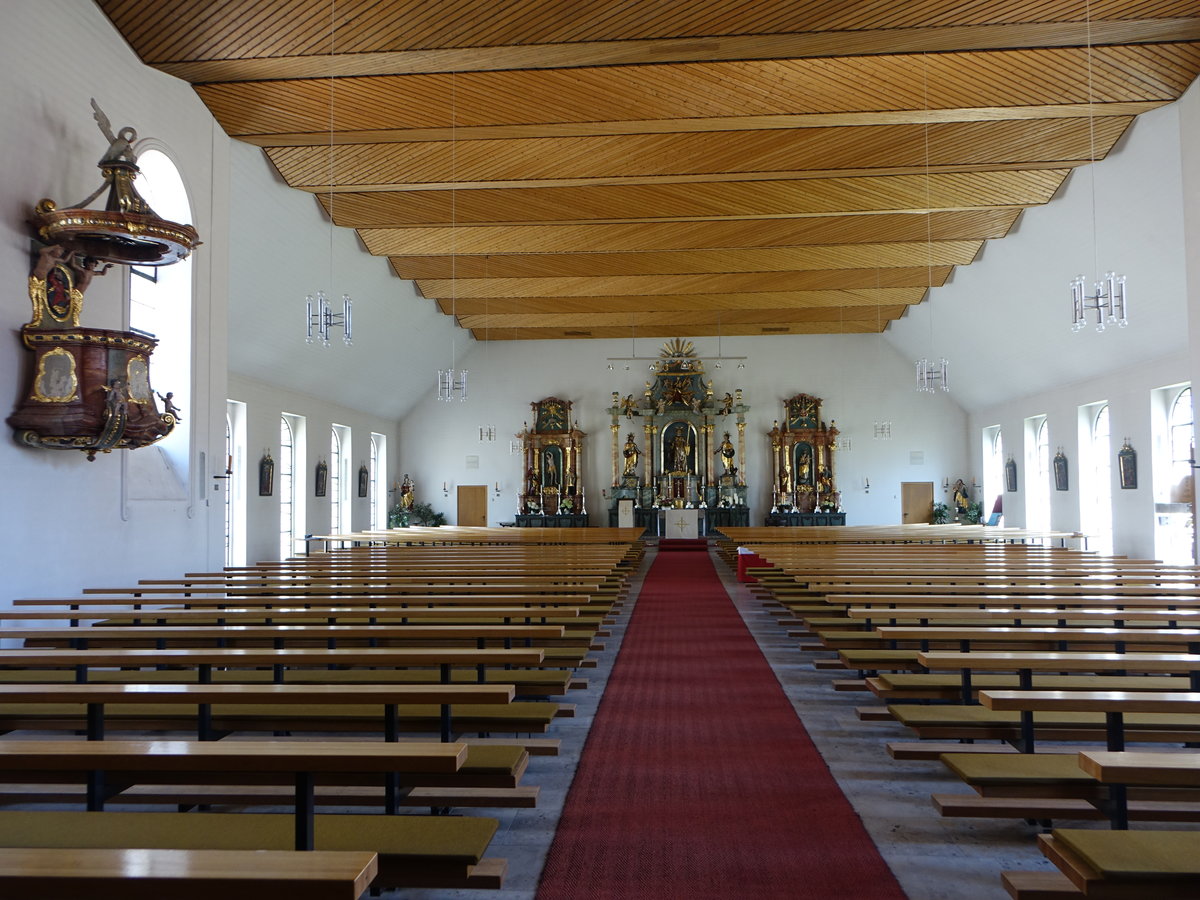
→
(156, 390, 182, 421)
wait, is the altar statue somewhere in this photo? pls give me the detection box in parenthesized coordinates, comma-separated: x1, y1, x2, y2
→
(622, 433, 639, 476)
(670, 428, 691, 473)
(399, 473, 415, 510)
(719, 433, 735, 473)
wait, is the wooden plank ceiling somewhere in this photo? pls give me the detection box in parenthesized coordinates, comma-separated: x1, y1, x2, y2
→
(98, 0, 1200, 341)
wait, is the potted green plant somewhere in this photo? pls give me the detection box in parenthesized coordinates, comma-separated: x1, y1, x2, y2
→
(931, 502, 950, 524)
(965, 501, 984, 524)
(409, 501, 447, 527)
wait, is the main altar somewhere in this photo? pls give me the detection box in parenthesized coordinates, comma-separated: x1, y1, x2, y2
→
(606, 340, 749, 530)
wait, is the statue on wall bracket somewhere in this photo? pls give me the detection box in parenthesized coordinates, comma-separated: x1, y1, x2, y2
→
(8, 101, 200, 460)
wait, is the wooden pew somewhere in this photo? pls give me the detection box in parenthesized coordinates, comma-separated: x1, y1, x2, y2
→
(0, 739, 464, 847)
(0, 847, 379, 900)
(0, 681, 515, 741)
(1004, 829, 1200, 900)
(0, 808, 505, 891)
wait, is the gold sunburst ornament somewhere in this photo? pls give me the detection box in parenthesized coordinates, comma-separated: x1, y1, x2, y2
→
(659, 338, 696, 360)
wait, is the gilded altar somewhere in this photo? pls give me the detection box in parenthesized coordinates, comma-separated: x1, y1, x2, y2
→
(515, 397, 587, 521)
(767, 394, 840, 514)
(607, 339, 748, 519)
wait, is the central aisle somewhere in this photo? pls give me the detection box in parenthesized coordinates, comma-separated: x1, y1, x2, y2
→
(536, 546, 907, 899)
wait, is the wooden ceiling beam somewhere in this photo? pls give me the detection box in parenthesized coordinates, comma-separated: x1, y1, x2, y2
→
(360, 210, 1020, 255)
(193, 44, 1200, 139)
(307, 170, 1069, 228)
(390, 241, 983, 280)
(469, 321, 894, 340)
(417, 267, 952, 299)
(240, 102, 1160, 146)
(434, 290, 927, 315)
(298, 160, 1094, 195)
(155, 18, 1200, 82)
(456, 305, 910, 328)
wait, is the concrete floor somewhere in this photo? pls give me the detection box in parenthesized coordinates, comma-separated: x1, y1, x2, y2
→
(393, 544, 1066, 900)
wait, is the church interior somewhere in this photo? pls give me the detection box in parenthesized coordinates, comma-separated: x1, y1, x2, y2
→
(1, 2, 1200, 898)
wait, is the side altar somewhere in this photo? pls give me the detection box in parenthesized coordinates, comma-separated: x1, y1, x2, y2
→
(766, 393, 844, 524)
(514, 397, 587, 526)
(606, 339, 749, 530)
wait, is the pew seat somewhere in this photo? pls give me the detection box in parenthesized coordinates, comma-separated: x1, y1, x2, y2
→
(1003, 829, 1200, 899)
(0, 809, 505, 891)
(0, 846, 379, 900)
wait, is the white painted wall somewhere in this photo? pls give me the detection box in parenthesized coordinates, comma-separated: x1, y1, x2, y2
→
(0, 1, 230, 607)
(969, 353, 1187, 559)
(396, 334, 969, 527)
(885, 93, 1191, 413)
(225, 141, 459, 423)
(228, 375, 401, 564)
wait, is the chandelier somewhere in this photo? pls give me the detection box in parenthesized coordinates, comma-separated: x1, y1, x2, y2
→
(1069, 7, 1128, 335)
(306, 292, 352, 346)
(915, 357, 949, 393)
(437, 368, 468, 402)
(1071, 272, 1127, 332)
(305, 3, 353, 350)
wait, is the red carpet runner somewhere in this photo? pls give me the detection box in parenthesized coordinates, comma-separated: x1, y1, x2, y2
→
(537, 548, 907, 899)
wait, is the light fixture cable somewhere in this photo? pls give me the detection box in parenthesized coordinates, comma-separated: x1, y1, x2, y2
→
(304, 0, 352, 348)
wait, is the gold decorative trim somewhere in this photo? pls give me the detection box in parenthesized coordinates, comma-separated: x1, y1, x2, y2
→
(28, 276, 46, 328)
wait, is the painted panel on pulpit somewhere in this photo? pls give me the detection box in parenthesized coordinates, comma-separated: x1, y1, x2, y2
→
(661, 420, 696, 474)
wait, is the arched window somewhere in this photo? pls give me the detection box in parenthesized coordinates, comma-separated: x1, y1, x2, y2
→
(1025, 416, 1050, 531)
(224, 414, 233, 566)
(983, 426, 1003, 524)
(280, 415, 296, 559)
(1170, 388, 1193, 498)
(369, 435, 381, 529)
(1157, 387, 1194, 564)
(1036, 419, 1051, 528)
(126, 148, 192, 498)
(330, 427, 343, 534)
(225, 399, 247, 567)
(1086, 404, 1113, 555)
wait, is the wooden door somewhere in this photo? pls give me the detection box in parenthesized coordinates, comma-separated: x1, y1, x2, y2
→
(900, 482, 934, 524)
(457, 485, 488, 526)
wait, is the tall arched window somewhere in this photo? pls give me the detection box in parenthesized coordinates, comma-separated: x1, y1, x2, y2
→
(224, 414, 233, 565)
(1086, 404, 1113, 555)
(280, 415, 296, 559)
(225, 399, 247, 567)
(369, 435, 381, 529)
(126, 148, 192, 498)
(1025, 416, 1050, 531)
(983, 426, 1003, 524)
(1158, 387, 1194, 564)
(330, 427, 343, 534)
